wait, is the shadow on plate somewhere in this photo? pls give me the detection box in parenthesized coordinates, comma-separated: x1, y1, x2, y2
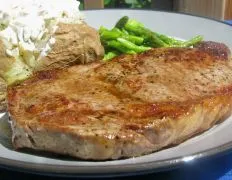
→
(0, 112, 13, 149)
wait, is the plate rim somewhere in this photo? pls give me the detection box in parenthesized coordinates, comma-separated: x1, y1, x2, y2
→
(1, 9, 232, 177)
(1, 139, 232, 177)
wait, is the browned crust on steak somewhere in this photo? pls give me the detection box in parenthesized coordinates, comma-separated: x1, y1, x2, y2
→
(194, 41, 231, 60)
(7, 48, 232, 160)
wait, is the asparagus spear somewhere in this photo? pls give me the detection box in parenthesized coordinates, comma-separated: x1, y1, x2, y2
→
(99, 16, 204, 61)
(179, 35, 203, 47)
(103, 51, 118, 61)
(100, 28, 144, 45)
(117, 38, 151, 53)
(115, 16, 129, 29)
(107, 40, 136, 54)
(116, 17, 203, 48)
(153, 32, 184, 45)
(123, 19, 169, 47)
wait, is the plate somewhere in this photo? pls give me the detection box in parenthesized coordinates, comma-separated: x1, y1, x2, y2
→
(0, 9, 232, 177)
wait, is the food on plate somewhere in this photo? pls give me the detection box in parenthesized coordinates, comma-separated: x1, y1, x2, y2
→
(0, 0, 104, 110)
(35, 22, 104, 71)
(8, 44, 232, 160)
(0, 0, 104, 85)
(0, 77, 6, 111)
(100, 16, 203, 60)
(194, 41, 231, 60)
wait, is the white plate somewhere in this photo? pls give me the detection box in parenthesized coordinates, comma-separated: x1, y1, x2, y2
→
(0, 9, 232, 177)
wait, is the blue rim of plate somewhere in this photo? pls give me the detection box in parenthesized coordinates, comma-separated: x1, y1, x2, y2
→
(0, 9, 232, 177)
(225, 20, 232, 25)
(1, 140, 232, 178)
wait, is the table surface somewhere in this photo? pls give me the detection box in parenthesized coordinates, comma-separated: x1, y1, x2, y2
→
(1, 21, 232, 180)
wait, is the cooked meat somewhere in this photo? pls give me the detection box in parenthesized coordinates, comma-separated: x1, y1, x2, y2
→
(7, 47, 232, 160)
(194, 41, 231, 60)
(0, 22, 104, 111)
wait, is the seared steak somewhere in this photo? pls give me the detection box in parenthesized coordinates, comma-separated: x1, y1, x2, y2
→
(7, 47, 232, 160)
(194, 41, 231, 60)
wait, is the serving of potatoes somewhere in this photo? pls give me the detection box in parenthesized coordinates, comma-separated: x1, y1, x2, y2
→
(0, 0, 105, 111)
(35, 22, 104, 71)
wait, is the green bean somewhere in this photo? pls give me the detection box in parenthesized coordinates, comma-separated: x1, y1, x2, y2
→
(107, 40, 136, 54)
(122, 28, 129, 35)
(99, 16, 204, 61)
(115, 16, 129, 29)
(117, 38, 151, 53)
(180, 35, 203, 47)
(124, 22, 168, 47)
(103, 51, 118, 61)
(99, 26, 108, 34)
(100, 28, 144, 45)
(153, 32, 183, 45)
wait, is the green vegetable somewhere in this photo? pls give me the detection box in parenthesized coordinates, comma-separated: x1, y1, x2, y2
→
(107, 40, 136, 54)
(179, 35, 204, 47)
(153, 32, 183, 45)
(123, 19, 168, 47)
(100, 27, 144, 45)
(117, 38, 150, 53)
(126, 35, 144, 45)
(100, 29, 121, 40)
(99, 26, 109, 35)
(103, 51, 118, 61)
(99, 16, 204, 61)
(115, 16, 129, 29)
(122, 28, 129, 35)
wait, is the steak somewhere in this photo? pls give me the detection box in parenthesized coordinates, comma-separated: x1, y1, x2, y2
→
(7, 47, 232, 160)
